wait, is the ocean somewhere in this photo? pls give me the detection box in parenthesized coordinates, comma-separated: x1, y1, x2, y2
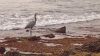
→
(0, 0, 100, 30)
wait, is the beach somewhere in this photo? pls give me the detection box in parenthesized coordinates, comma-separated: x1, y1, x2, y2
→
(0, 19, 100, 38)
(0, 0, 100, 56)
(0, 19, 100, 56)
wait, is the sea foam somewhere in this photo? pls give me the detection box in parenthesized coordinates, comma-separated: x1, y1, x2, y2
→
(0, 12, 100, 30)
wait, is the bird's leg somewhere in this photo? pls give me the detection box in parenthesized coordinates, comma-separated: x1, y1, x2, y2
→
(29, 28, 32, 37)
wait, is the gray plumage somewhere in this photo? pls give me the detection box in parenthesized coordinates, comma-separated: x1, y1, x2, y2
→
(25, 13, 37, 36)
(25, 13, 37, 29)
(25, 21, 36, 29)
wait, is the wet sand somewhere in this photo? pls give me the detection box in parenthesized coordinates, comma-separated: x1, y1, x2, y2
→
(0, 19, 100, 56)
(0, 36, 98, 56)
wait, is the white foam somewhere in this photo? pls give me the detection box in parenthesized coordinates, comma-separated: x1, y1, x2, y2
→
(0, 12, 100, 30)
(36, 12, 100, 26)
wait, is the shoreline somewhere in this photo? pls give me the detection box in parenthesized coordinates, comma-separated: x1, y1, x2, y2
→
(0, 19, 100, 56)
(0, 19, 100, 38)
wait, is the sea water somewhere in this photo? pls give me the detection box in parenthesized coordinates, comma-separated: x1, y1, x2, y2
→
(0, 0, 100, 30)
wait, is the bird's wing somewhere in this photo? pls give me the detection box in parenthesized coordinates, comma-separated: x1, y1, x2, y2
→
(25, 21, 36, 29)
(25, 13, 37, 29)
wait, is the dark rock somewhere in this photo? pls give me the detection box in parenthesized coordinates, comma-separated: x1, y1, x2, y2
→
(43, 34, 55, 38)
(11, 28, 21, 30)
(0, 47, 6, 54)
(28, 36, 41, 41)
(4, 51, 21, 56)
(55, 26, 66, 33)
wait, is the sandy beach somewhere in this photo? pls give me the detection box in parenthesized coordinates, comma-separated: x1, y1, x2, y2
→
(0, 0, 100, 56)
(0, 19, 100, 56)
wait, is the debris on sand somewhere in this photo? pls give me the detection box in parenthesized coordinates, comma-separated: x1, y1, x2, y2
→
(4, 51, 21, 56)
(5, 47, 18, 52)
(4, 50, 52, 56)
(55, 26, 66, 33)
(43, 34, 55, 38)
(41, 35, 66, 40)
(5, 51, 52, 56)
(0, 47, 6, 54)
(82, 39, 100, 52)
(27, 36, 41, 41)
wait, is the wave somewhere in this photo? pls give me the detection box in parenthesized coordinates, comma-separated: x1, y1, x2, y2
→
(0, 12, 100, 30)
(36, 12, 100, 26)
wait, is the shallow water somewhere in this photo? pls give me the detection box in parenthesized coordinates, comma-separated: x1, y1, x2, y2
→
(0, 0, 100, 30)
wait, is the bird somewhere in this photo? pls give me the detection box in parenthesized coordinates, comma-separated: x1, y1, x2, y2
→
(25, 13, 38, 37)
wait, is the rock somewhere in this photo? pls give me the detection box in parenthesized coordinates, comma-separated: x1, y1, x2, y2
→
(4, 51, 21, 56)
(28, 36, 41, 41)
(43, 34, 55, 38)
(0, 47, 6, 54)
(55, 26, 66, 33)
(10, 28, 21, 30)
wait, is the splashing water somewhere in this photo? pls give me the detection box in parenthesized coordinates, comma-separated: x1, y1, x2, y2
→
(0, 12, 100, 30)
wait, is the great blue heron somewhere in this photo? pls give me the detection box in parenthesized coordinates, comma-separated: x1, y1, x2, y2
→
(25, 13, 37, 36)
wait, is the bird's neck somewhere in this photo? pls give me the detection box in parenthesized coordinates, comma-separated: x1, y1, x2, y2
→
(34, 13, 37, 23)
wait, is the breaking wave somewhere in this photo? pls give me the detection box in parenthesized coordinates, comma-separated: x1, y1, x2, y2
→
(0, 12, 100, 30)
